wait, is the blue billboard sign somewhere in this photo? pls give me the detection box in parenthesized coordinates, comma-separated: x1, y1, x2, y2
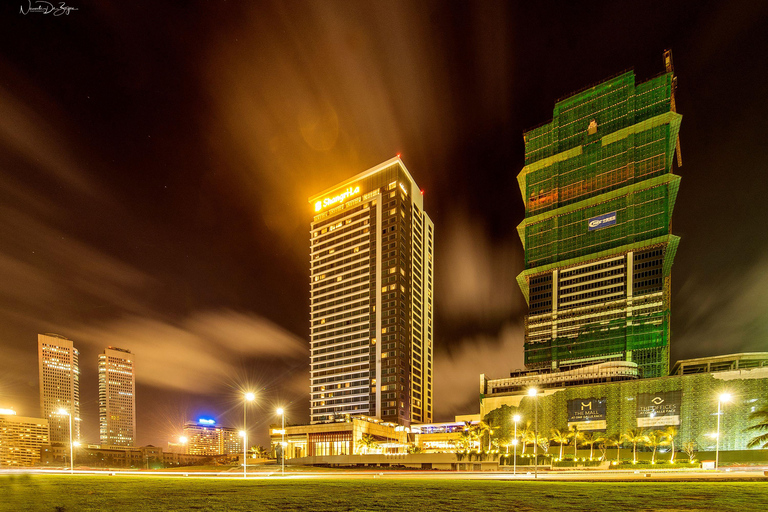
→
(588, 211, 617, 231)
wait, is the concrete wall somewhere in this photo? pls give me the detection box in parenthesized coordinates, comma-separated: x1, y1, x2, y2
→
(287, 453, 499, 471)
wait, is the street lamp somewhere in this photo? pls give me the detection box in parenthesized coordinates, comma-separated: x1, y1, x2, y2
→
(512, 414, 521, 476)
(528, 388, 538, 479)
(56, 408, 74, 474)
(243, 392, 255, 478)
(715, 393, 732, 470)
(277, 407, 285, 476)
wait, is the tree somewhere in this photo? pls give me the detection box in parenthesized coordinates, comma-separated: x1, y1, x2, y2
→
(458, 429, 474, 451)
(597, 441, 608, 462)
(645, 430, 664, 463)
(550, 428, 569, 460)
(250, 445, 268, 459)
(746, 403, 768, 449)
(682, 441, 696, 462)
(581, 431, 601, 460)
(475, 421, 492, 452)
(357, 434, 378, 454)
(483, 405, 519, 453)
(604, 433, 622, 462)
(538, 438, 550, 456)
(622, 428, 648, 463)
(568, 425, 582, 458)
(662, 426, 678, 463)
(519, 421, 533, 455)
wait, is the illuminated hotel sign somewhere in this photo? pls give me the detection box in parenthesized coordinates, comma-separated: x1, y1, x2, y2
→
(588, 211, 617, 231)
(198, 418, 216, 425)
(315, 185, 361, 212)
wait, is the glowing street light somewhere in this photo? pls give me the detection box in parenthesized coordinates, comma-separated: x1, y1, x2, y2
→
(56, 408, 74, 474)
(512, 414, 521, 476)
(715, 392, 732, 470)
(277, 407, 285, 476)
(243, 392, 255, 478)
(528, 388, 539, 479)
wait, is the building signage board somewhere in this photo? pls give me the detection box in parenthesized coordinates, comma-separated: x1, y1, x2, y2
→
(588, 211, 617, 231)
(314, 185, 361, 212)
(636, 390, 682, 427)
(567, 398, 607, 430)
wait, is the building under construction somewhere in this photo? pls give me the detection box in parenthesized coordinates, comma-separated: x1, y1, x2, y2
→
(516, 55, 682, 379)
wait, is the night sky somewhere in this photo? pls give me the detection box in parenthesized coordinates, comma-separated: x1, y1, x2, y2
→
(1, 1, 767, 448)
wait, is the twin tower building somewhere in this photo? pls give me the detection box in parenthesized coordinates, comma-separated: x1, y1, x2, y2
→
(38, 334, 136, 446)
(309, 57, 681, 426)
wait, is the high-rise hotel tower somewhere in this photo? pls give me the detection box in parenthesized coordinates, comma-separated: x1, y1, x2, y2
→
(38, 333, 81, 443)
(98, 347, 136, 447)
(309, 157, 434, 425)
(517, 61, 682, 379)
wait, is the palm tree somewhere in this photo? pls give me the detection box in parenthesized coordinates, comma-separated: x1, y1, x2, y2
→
(568, 425, 582, 458)
(645, 430, 664, 463)
(550, 428, 569, 460)
(458, 429, 473, 451)
(357, 434, 377, 454)
(475, 421, 492, 452)
(623, 428, 648, 463)
(746, 404, 768, 449)
(596, 441, 608, 461)
(662, 426, 678, 463)
(250, 445, 268, 459)
(581, 431, 600, 460)
(604, 433, 622, 462)
(519, 421, 533, 454)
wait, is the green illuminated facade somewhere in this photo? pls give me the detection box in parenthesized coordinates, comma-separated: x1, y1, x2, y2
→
(517, 71, 682, 378)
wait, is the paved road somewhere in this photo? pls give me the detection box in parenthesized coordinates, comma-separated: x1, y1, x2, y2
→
(5, 467, 767, 481)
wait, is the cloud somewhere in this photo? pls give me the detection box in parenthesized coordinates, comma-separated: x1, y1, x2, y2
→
(434, 322, 524, 421)
(438, 214, 524, 323)
(0, 76, 101, 197)
(0, 205, 154, 320)
(675, 256, 768, 359)
(65, 310, 308, 393)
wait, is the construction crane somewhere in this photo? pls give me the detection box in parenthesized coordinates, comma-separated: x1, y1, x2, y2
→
(664, 49, 683, 167)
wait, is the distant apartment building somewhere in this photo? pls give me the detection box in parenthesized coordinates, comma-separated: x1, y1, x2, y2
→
(183, 420, 242, 456)
(308, 156, 434, 425)
(98, 347, 136, 447)
(0, 409, 49, 466)
(38, 333, 80, 443)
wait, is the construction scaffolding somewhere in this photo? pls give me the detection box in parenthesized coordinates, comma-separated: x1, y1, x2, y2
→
(517, 67, 682, 379)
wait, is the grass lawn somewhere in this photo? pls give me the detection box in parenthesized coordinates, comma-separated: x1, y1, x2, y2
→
(2, 475, 768, 511)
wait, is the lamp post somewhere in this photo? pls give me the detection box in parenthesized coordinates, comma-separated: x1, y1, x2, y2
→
(277, 408, 285, 476)
(715, 393, 732, 470)
(528, 388, 538, 479)
(513, 414, 521, 476)
(56, 408, 74, 474)
(243, 392, 255, 478)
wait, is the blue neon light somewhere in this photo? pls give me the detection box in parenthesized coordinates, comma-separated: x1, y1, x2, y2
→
(198, 418, 216, 425)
